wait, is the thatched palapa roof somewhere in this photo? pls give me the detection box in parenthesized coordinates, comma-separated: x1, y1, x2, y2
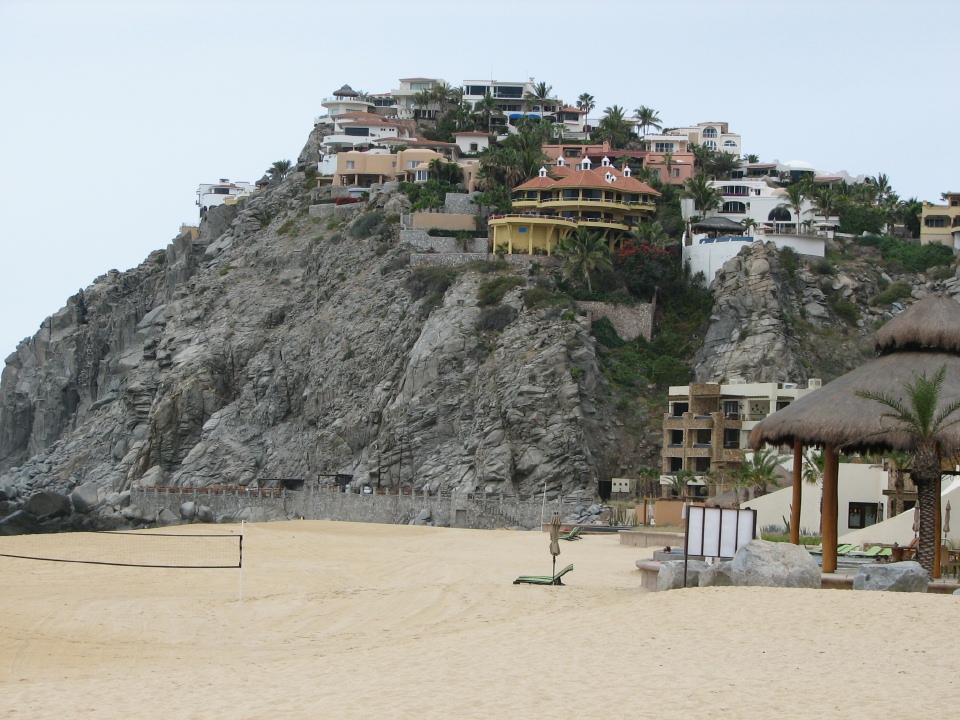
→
(749, 294, 960, 454)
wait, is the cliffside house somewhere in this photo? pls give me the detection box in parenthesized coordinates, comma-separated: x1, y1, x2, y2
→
(462, 78, 560, 134)
(196, 179, 256, 217)
(390, 77, 448, 119)
(332, 148, 477, 191)
(647, 121, 741, 155)
(488, 159, 659, 255)
(660, 379, 821, 498)
(318, 83, 374, 119)
(919, 192, 960, 249)
(317, 111, 413, 175)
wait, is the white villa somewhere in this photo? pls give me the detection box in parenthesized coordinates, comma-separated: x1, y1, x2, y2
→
(390, 77, 447, 119)
(196, 179, 256, 217)
(652, 121, 741, 155)
(316, 112, 413, 175)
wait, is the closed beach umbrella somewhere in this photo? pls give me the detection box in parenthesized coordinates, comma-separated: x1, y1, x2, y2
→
(944, 501, 951, 537)
(548, 512, 562, 581)
(913, 504, 921, 536)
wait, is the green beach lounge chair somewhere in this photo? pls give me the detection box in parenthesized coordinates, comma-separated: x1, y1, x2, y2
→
(513, 563, 574, 586)
(560, 526, 582, 541)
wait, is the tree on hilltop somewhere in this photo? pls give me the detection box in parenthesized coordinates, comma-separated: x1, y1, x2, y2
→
(267, 160, 292, 182)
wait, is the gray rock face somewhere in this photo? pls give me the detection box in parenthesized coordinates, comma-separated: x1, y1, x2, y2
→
(0, 169, 618, 532)
(729, 539, 821, 589)
(699, 561, 734, 587)
(853, 561, 929, 592)
(657, 559, 708, 591)
(0, 510, 45, 535)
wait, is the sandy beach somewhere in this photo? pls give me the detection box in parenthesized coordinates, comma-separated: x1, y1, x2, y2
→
(1, 520, 958, 719)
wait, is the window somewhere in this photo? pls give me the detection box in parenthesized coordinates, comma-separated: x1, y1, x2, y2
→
(564, 149, 579, 157)
(722, 185, 749, 196)
(469, 143, 478, 152)
(654, 142, 675, 153)
(407, 161, 419, 168)
(346, 161, 355, 170)
(702, 127, 718, 138)
(213, 187, 230, 194)
(723, 428, 740, 448)
(673, 168, 680, 177)
(344, 126, 370, 137)
(776, 401, 790, 411)
(723, 400, 739, 418)
(721, 201, 746, 214)
(694, 458, 711, 473)
(670, 430, 683, 446)
(848, 502, 882, 530)
(652, 168, 661, 178)
(951, 198, 959, 206)
(669, 457, 683, 472)
(769, 207, 791, 221)
(704, 139, 717, 150)
(671, 402, 689, 416)
(466, 85, 489, 96)
(695, 429, 711, 446)
(925, 216, 948, 227)
(723, 140, 737, 147)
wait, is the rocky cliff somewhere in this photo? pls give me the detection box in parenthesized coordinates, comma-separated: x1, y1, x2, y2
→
(0, 162, 651, 531)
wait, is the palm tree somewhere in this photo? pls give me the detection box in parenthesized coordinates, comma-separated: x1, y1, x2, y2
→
(856, 365, 960, 574)
(594, 105, 633, 149)
(705, 152, 741, 180)
(867, 173, 893, 204)
(682, 173, 722, 219)
(689, 142, 715, 171)
(576, 93, 595, 115)
(267, 159, 292, 182)
(741, 217, 758, 233)
(661, 151, 674, 181)
(809, 185, 839, 219)
(734, 447, 785, 499)
(777, 183, 808, 232)
(524, 81, 553, 112)
(633, 105, 662, 135)
(636, 466, 661, 500)
(472, 92, 502, 133)
(555, 227, 612, 294)
(413, 88, 434, 118)
(670, 469, 696, 499)
(742, 154, 760, 164)
(629, 220, 670, 249)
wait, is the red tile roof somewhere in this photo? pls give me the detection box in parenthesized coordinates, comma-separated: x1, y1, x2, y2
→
(516, 167, 659, 195)
(514, 176, 557, 190)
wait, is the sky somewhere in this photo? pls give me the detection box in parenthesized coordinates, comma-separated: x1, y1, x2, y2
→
(1, 0, 958, 357)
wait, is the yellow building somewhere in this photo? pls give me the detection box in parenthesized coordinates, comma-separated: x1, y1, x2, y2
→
(919, 192, 960, 249)
(488, 164, 659, 255)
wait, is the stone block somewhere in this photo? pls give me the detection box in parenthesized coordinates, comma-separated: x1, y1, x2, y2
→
(729, 539, 821, 589)
(657, 559, 708, 591)
(699, 561, 735, 587)
(853, 561, 928, 592)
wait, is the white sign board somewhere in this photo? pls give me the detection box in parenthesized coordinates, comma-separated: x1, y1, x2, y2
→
(685, 505, 756, 559)
(611, 478, 633, 494)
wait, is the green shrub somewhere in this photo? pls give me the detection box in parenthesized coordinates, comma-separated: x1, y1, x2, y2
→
(467, 258, 508, 273)
(870, 281, 912, 306)
(778, 246, 799, 280)
(350, 209, 384, 238)
(811, 258, 834, 275)
(560, 310, 576, 322)
(522, 286, 569, 310)
(326, 219, 342, 230)
(380, 252, 410, 275)
(219, 262, 232, 276)
(477, 275, 523, 305)
(427, 228, 487, 238)
(829, 298, 859, 325)
(343, 348, 355, 360)
(475, 305, 518, 332)
(277, 219, 295, 235)
(591, 317, 626, 348)
(879, 236, 953, 272)
(406, 266, 458, 300)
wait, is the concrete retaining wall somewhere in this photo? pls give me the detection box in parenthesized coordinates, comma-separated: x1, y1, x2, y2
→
(411, 212, 476, 231)
(578, 301, 655, 342)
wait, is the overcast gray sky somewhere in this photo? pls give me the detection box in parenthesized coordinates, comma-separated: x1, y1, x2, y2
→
(1, 0, 957, 357)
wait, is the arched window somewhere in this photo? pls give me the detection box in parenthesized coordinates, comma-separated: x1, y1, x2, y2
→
(704, 139, 717, 150)
(722, 201, 746, 214)
(702, 127, 718, 138)
(723, 140, 737, 147)
(768, 207, 791, 222)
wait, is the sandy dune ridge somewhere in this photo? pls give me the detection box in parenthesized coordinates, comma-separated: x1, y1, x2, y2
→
(1, 520, 958, 719)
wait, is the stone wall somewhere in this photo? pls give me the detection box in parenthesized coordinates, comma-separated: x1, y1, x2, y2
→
(444, 192, 478, 215)
(132, 486, 583, 530)
(402, 231, 488, 254)
(578, 301, 655, 341)
(410, 252, 489, 267)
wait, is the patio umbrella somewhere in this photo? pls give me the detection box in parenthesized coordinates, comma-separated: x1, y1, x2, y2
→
(944, 501, 951, 539)
(548, 512, 562, 582)
(913, 504, 921, 537)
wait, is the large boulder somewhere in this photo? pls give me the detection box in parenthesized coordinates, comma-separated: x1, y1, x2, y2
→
(70, 482, 101, 514)
(730, 539, 821, 589)
(156, 508, 179, 526)
(179, 501, 197, 521)
(657, 559, 709, 591)
(196, 505, 214, 523)
(853, 561, 928, 592)
(22, 491, 72, 519)
(699, 561, 735, 587)
(0, 510, 45, 535)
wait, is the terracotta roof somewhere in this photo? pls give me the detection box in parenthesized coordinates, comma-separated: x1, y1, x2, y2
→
(399, 77, 437, 83)
(558, 106, 585, 114)
(514, 176, 558, 190)
(334, 111, 392, 121)
(453, 131, 492, 137)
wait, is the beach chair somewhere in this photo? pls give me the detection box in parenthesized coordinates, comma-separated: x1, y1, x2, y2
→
(560, 526, 582, 541)
(862, 546, 884, 557)
(836, 544, 857, 556)
(513, 564, 574, 586)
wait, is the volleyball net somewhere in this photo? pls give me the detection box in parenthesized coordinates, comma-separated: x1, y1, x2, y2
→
(0, 530, 243, 569)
